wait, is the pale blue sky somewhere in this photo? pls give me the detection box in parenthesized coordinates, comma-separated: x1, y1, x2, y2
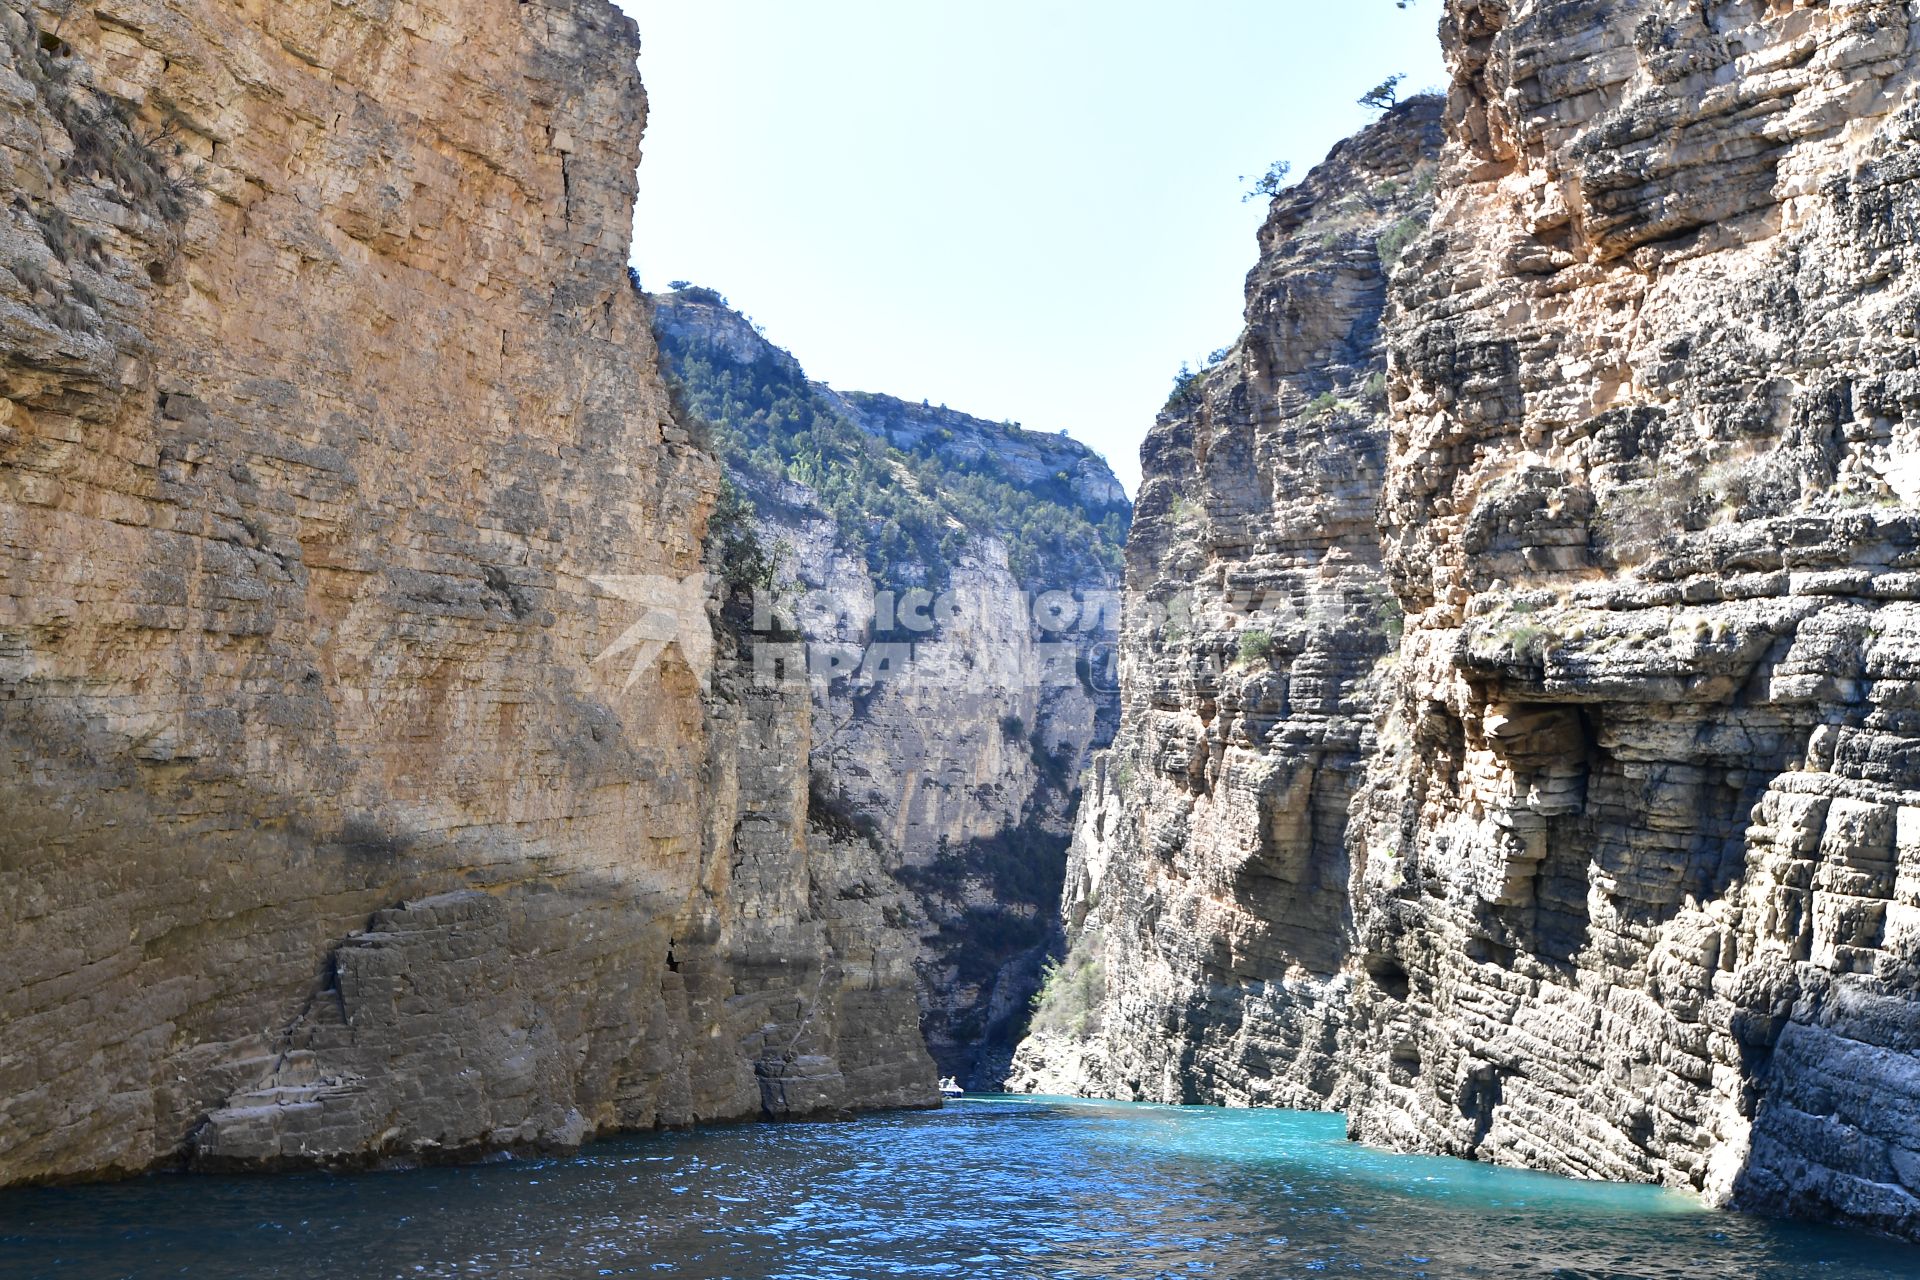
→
(617, 1, 1448, 494)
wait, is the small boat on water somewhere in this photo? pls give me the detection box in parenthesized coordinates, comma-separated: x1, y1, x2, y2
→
(938, 1076, 964, 1098)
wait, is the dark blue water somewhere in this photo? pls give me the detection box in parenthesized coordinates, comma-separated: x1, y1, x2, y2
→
(1, 1096, 1913, 1279)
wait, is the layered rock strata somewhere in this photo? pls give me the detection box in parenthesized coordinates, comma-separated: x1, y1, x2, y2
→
(1009, 98, 1445, 1103)
(1019, 0, 1920, 1243)
(0, 0, 931, 1185)
(1349, 0, 1920, 1239)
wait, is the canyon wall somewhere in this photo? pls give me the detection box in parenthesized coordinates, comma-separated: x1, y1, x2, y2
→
(1349, 0, 1920, 1237)
(1018, 0, 1920, 1243)
(1008, 99, 1444, 1103)
(0, 0, 931, 1185)
(654, 292, 1129, 1086)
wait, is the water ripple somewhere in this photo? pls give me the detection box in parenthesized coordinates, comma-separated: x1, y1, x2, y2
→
(0, 1098, 1914, 1278)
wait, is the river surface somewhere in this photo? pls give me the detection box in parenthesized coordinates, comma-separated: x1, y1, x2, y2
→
(2, 1096, 1915, 1279)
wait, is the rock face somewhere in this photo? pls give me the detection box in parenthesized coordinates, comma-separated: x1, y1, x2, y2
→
(1018, 0, 1920, 1243)
(1008, 99, 1445, 1103)
(653, 290, 1130, 1086)
(0, 0, 931, 1186)
(1351, 0, 1920, 1238)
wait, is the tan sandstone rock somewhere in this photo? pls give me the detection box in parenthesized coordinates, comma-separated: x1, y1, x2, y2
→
(0, 0, 932, 1184)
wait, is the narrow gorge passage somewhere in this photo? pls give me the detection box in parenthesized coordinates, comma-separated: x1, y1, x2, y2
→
(3, 0, 1920, 1273)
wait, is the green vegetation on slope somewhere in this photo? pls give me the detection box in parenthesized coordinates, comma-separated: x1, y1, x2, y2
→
(662, 342, 960, 587)
(1030, 929, 1105, 1040)
(655, 303, 1127, 592)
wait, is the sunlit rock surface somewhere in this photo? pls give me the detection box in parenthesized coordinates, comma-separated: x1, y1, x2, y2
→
(1009, 98, 1445, 1104)
(1019, 0, 1920, 1242)
(1350, 0, 1920, 1238)
(0, 0, 932, 1184)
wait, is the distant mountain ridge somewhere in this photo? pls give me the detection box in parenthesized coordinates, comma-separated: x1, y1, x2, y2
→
(652, 287, 1128, 590)
(651, 286, 1130, 1086)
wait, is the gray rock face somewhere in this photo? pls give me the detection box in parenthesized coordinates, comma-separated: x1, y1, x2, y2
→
(653, 291, 1129, 1086)
(1349, 0, 1920, 1238)
(1016, 0, 1920, 1244)
(0, 0, 932, 1185)
(1008, 100, 1445, 1104)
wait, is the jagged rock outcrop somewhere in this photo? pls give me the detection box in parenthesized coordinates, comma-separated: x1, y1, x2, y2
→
(1008, 99, 1445, 1101)
(653, 290, 1129, 1086)
(0, 0, 931, 1185)
(1017, 0, 1920, 1245)
(188, 660, 935, 1170)
(1348, 0, 1920, 1239)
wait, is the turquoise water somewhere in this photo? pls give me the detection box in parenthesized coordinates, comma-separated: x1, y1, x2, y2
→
(2, 1096, 1914, 1278)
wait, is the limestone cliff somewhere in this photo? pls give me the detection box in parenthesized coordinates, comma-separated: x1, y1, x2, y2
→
(1008, 99, 1445, 1103)
(1017, 0, 1920, 1243)
(0, 0, 931, 1185)
(1351, 0, 1920, 1239)
(653, 290, 1130, 1086)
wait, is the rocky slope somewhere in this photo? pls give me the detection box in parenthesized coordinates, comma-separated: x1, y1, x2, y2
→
(1008, 98, 1445, 1103)
(0, 0, 931, 1186)
(1017, 0, 1920, 1244)
(653, 290, 1130, 1085)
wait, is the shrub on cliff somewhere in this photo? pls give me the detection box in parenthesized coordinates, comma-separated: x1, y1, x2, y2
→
(1236, 629, 1274, 666)
(708, 476, 786, 593)
(1241, 160, 1292, 203)
(1376, 213, 1425, 267)
(1358, 74, 1405, 111)
(1031, 932, 1106, 1040)
(1367, 582, 1405, 644)
(1165, 362, 1206, 412)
